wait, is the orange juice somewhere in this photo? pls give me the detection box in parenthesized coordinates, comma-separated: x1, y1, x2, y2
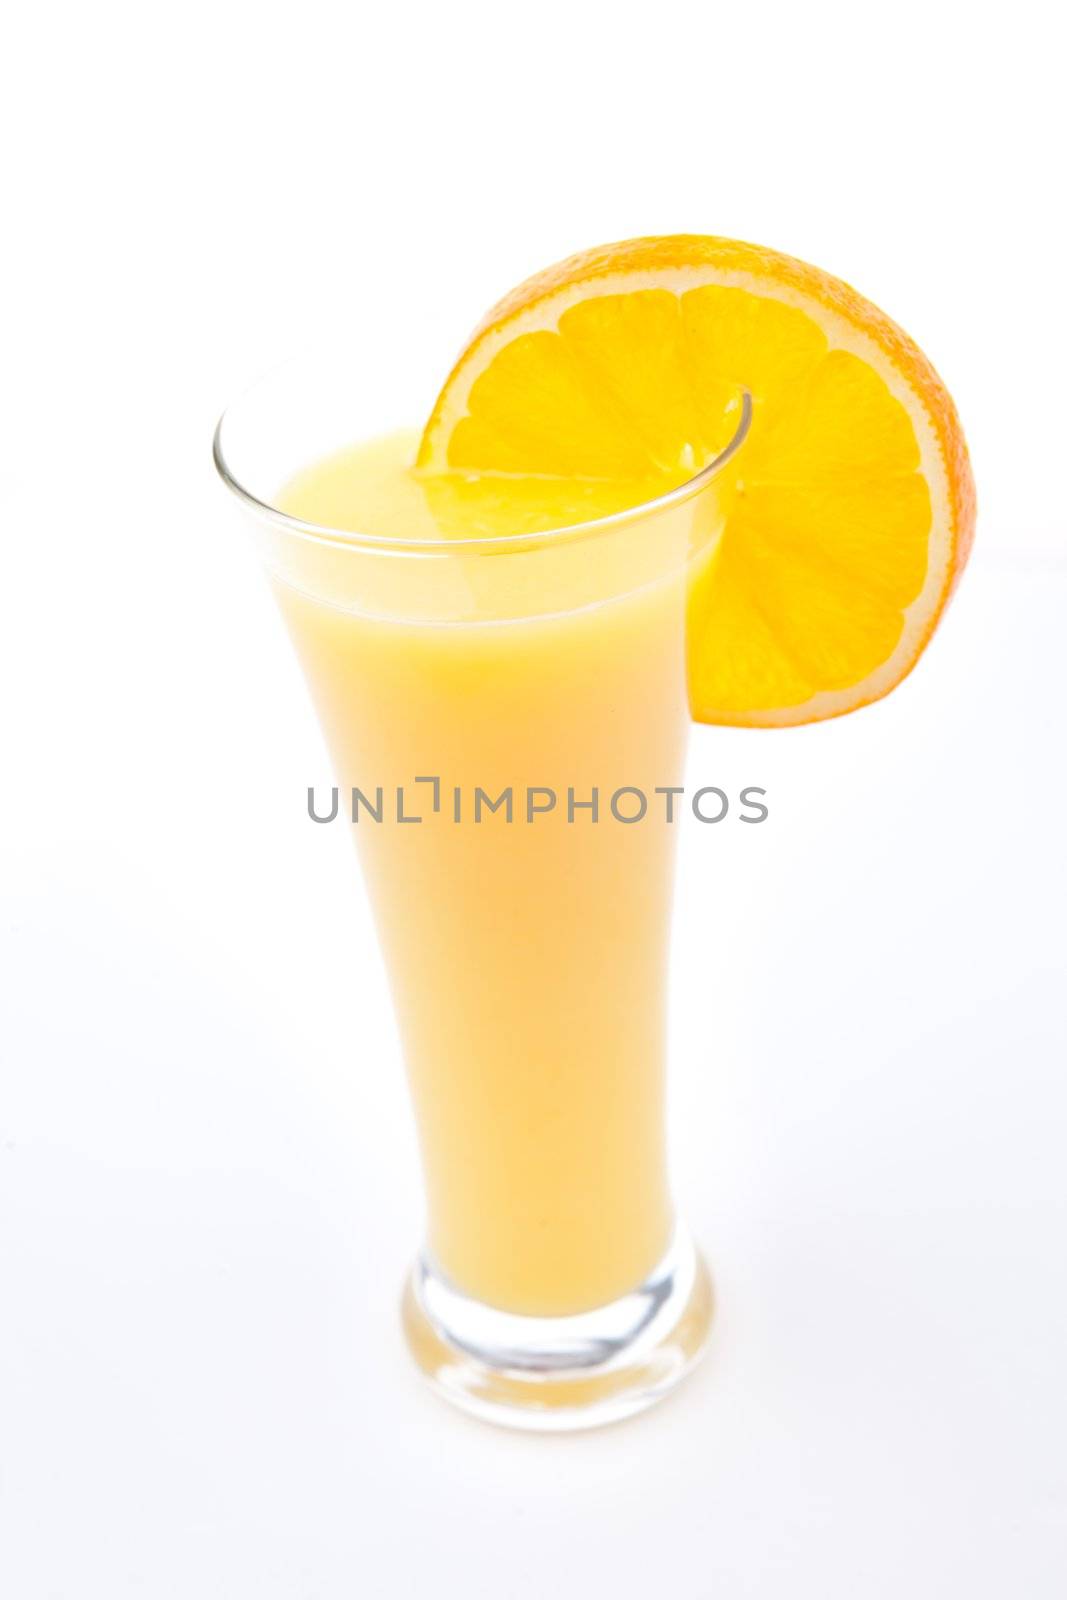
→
(272, 431, 706, 1315)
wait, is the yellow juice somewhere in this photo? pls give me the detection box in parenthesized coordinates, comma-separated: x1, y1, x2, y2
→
(274, 432, 702, 1316)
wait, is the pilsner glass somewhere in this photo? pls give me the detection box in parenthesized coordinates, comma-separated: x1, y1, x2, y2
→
(214, 354, 750, 1429)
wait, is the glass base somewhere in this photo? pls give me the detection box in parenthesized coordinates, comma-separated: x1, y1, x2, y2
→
(401, 1230, 713, 1432)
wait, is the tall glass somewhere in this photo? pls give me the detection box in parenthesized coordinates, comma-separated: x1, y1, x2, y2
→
(214, 354, 750, 1429)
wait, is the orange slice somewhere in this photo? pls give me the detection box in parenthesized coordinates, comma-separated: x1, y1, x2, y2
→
(417, 235, 975, 727)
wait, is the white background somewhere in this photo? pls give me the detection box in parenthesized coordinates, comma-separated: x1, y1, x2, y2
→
(3, 3, 1065, 1596)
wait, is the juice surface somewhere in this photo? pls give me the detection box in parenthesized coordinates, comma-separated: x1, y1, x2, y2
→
(278, 429, 671, 542)
(275, 433, 690, 1315)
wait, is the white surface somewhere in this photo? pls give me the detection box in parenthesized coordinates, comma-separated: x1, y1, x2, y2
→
(3, 3, 1066, 1596)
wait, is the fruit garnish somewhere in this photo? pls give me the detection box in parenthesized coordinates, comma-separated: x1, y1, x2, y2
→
(418, 235, 975, 727)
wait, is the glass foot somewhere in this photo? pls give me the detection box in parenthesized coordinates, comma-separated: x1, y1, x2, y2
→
(401, 1230, 713, 1432)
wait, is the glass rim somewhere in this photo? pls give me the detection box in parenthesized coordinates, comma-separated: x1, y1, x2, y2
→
(213, 376, 751, 557)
